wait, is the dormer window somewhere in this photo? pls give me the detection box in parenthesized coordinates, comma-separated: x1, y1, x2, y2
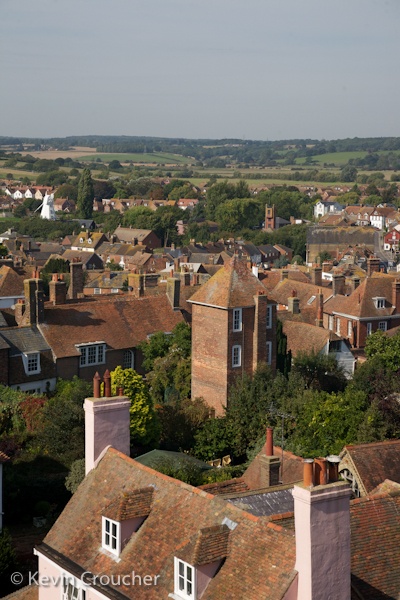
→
(102, 517, 120, 556)
(174, 558, 195, 599)
(374, 297, 385, 309)
(77, 342, 106, 367)
(88, 237, 92, 244)
(79, 237, 84, 243)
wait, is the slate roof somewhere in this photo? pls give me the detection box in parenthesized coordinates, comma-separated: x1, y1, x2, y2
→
(40, 448, 297, 600)
(39, 295, 184, 359)
(0, 326, 50, 357)
(227, 487, 295, 517)
(339, 440, 400, 495)
(188, 257, 267, 309)
(324, 273, 398, 319)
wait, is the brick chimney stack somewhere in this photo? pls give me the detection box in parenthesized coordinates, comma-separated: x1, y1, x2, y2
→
(84, 372, 131, 475)
(310, 266, 322, 287)
(49, 274, 67, 305)
(293, 459, 352, 600)
(252, 292, 268, 369)
(167, 277, 180, 310)
(258, 427, 280, 487)
(392, 279, 400, 313)
(367, 256, 380, 277)
(22, 277, 44, 326)
(332, 274, 345, 296)
(315, 288, 324, 327)
(287, 290, 300, 314)
(68, 261, 84, 300)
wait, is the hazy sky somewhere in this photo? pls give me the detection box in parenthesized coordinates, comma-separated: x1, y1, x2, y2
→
(1, 0, 400, 141)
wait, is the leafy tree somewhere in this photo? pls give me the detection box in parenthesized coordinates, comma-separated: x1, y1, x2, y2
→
(42, 257, 70, 274)
(364, 330, 400, 370)
(77, 168, 94, 218)
(33, 377, 91, 467)
(215, 198, 261, 232)
(157, 397, 209, 451)
(292, 349, 346, 392)
(276, 320, 291, 377)
(340, 165, 358, 182)
(150, 457, 204, 486)
(0, 529, 17, 594)
(54, 183, 78, 201)
(65, 458, 85, 494)
(110, 367, 159, 446)
(0, 245, 7, 258)
(194, 417, 237, 462)
(139, 322, 191, 372)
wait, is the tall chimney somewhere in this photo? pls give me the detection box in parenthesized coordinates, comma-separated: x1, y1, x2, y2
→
(332, 274, 345, 296)
(167, 277, 180, 310)
(310, 267, 322, 287)
(84, 373, 131, 475)
(281, 269, 289, 281)
(287, 290, 300, 314)
(68, 261, 84, 300)
(253, 292, 267, 369)
(49, 274, 67, 305)
(22, 278, 44, 326)
(293, 469, 352, 600)
(351, 276, 360, 293)
(258, 427, 280, 486)
(367, 256, 380, 277)
(392, 279, 400, 313)
(315, 288, 324, 327)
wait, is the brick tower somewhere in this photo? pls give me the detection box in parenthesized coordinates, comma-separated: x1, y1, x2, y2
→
(189, 257, 276, 415)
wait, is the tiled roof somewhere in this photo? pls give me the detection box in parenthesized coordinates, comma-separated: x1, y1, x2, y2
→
(178, 524, 230, 566)
(282, 321, 336, 356)
(188, 257, 267, 309)
(340, 440, 400, 495)
(0, 266, 24, 297)
(350, 490, 400, 599)
(41, 448, 297, 600)
(199, 478, 250, 496)
(266, 278, 332, 310)
(3, 587, 38, 600)
(39, 295, 184, 359)
(103, 487, 154, 520)
(324, 273, 398, 319)
(114, 227, 155, 243)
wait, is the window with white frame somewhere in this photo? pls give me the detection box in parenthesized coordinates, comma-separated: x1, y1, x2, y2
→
(94, 288, 101, 294)
(336, 317, 341, 335)
(266, 341, 272, 365)
(102, 516, 120, 556)
(233, 308, 242, 332)
(77, 343, 106, 367)
(123, 349, 135, 370)
(22, 352, 40, 375)
(347, 321, 352, 338)
(378, 321, 387, 331)
(266, 305, 272, 329)
(375, 297, 385, 309)
(232, 345, 241, 368)
(174, 558, 196, 599)
(62, 575, 86, 600)
(328, 315, 334, 331)
(367, 322, 372, 336)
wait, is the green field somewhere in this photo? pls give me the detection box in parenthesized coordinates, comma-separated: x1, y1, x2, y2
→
(78, 152, 192, 165)
(296, 151, 369, 166)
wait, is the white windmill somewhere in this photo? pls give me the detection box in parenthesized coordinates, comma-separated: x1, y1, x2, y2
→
(35, 192, 56, 220)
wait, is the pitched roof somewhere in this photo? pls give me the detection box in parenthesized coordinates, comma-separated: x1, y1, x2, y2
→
(0, 326, 50, 356)
(3, 587, 38, 600)
(188, 257, 267, 309)
(324, 273, 398, 319)
(282, 321, 336, 356)
(350, 490, 400, 599)
(41, 448, 297, 600)
(340, 440, 400, 495)
(103, 487, 154, 520)
(267, 278, 332, 310)
(0, 266, 24, 297)
(39, 295, 184, 359)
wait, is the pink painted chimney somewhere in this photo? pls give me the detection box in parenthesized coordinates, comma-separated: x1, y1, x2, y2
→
(84, 373, 131, 475)
(293, 460, 352, 600)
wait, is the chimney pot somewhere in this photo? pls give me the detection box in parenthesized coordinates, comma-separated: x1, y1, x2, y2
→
(93, 372, 101, 398)
(303, 459, 314, 487)
(314, 457, 328, 485)
(326, 455, 341, 483)
(103, 369, 111, 397)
